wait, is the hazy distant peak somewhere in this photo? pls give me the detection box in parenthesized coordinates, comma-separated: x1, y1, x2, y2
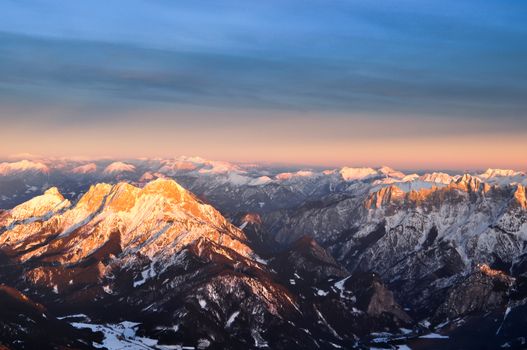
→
(339, 167, 378, 181)
(103, 161, 136, 174)
(71, 163, 97, 174)
(0, 160, 49, 175)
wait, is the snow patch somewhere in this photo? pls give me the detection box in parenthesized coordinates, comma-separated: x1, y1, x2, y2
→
(251, 330, 269, 348)
(314, 306, 340, 339)
(104, 162, 136, 174)
(399, 328, 412, 335)
(276, 170, 315, 181)
(316, 289, 329, 296)
(419, 333, 449, 339)
(71, 163, 97, 174)
(70, 321, 163, 349)
(134, 263, 156, 287)
(239, 221, 248, 230)
(225, 311, 240, 328)
(0, 160, 49, 175)
(340, 167, 378, 181)
(197, 339, 210, 349)
(253, 255, 268, 265)
(334, 276, 351, 298)
(57, 314, 89, 320)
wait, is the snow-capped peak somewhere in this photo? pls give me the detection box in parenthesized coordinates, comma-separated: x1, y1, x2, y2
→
(198, 160, 244, 174)
(0, 160, 50, 176)
(477, 168, 527, 186)
(8, 187, 70, 223)
(139, 171, 166, 182)
(71, 163, 97, 174)
(249, 176, 272, 186)
(103, 162, 136, 174)
(419, 172, 453, 184)
(339, 167, 378, 181)
(158, 160, 198, 173)
(377, 166, 406, 179)
(276, 170, 315, 181)
(159, 157, 246, 179)
(479, 168, 524, 179)
(1, 178, 253, 266)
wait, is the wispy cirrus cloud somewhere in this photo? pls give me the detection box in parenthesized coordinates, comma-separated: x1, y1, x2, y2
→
(1, 30, 525, 120)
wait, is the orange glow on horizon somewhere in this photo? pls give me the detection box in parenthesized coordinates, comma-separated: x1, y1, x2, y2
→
(2, 108, 526, 171)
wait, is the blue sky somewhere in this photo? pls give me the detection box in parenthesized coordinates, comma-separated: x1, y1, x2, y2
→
(1, 1, 526, 168)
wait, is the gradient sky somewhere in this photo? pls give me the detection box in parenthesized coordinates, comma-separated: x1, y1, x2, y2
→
(1, 0, 526, 169)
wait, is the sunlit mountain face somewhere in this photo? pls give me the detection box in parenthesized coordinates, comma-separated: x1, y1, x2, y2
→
(1, 0, 527, 349)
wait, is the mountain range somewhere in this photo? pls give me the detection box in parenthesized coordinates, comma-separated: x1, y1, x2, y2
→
(0, 157, 526, 349)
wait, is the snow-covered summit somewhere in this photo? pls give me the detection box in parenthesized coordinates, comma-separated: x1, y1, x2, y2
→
(71, 163, 97, 174)
(103, 162, 136, 174)
(479, 168, 524, 179)
(477, 168, 527, 186)
(276, 170, 316, 181)
(0, 160, 50, 176)
(0, 178, 253, 266)
(418, 172, 453, 184)
(378, 166, 406, 179)
(7, 187, 70, 224)
(339, 167, 379, 181)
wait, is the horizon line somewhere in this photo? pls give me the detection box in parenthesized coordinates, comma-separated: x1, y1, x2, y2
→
(1, 154, 525, 174)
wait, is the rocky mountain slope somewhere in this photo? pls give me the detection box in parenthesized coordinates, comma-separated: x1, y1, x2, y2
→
(256, 175, 527, 348)
(0, 177, 412, 349)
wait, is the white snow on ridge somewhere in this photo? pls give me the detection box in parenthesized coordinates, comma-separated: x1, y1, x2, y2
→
(334, 276, 350, 291)
(479, 168, 523, 179)
(419, 333, 449, 339)
(8, 187, 70, 224)
(159, 157, 272, 187)
(251, 329, 269, 348)
(198, 160, 243, 174)
(378, 166, 406, 179)
(57, 314, 89, 320)
(276, 170, 315, 181)
(226, 172, 255, 186)
(158, 159, 199, 173)
(249, 176, 272, 186)
(0, 160, 50, 175)
(339, 167, 378, 181)
(104, 162, 136, 174)
(371, 171, 455, 193)
(71, 163, 97, 174)
(239, 221, 248, 230)
(477, 168, 527, 186)
(396, 345, 412, 350)
(70, 321, 165, 349)
(419, 172, 453, 184)
(133, 263, 156, 288)
(226, 311, 240, 328)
